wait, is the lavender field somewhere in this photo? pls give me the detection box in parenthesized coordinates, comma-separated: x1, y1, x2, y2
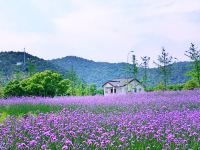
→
(0, 90, 200, 150)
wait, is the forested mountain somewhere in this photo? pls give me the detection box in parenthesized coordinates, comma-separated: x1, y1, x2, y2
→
(0, 51, 64, 80)
(51, 56, 192, 87)
(0, 52, 192, 87)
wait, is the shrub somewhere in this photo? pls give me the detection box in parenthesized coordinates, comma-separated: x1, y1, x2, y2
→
(56, 79, 71, 96)
(183, 80, 199, 90)
(4, 80, 24, 97)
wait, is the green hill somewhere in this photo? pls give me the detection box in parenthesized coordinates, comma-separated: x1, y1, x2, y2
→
(0, 51, 64, 81)
(51, 56, 192, 87)
(0, 52, 192, 87)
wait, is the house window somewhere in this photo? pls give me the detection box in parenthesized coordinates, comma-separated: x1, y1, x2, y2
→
(111, 89, 113, 93)
(114, 89, 116, 93)
(134, 88, 137, 93)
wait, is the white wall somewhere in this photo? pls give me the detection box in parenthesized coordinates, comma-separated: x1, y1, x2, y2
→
(128, 81, 144, 93)
(103, 80, 145, 95)
(103, 83, 113, 95)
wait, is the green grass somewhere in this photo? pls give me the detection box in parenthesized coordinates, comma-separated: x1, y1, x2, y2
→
(0, 104, 63, 117)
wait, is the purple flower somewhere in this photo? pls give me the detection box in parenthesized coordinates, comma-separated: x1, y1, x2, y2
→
(41, 144, 46, 150)
(167, 134, 175, 141)
(120, 137, 126, 142)
(62, 145, 68, 150)
(30, 140, 37, 146)
(17, 143, 27, 149)
(87, 139, 93, 145)
(66, 139, 72, 145)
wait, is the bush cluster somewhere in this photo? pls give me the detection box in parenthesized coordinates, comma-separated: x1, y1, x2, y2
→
(146, 80, 199, 91)
(3, 70, 101, 97)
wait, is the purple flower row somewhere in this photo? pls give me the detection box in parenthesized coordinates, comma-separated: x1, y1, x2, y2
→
(0, 109, 199, 149)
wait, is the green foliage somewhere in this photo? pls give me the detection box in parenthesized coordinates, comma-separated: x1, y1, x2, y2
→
(56, 79, 71, 96)
(0, 104, 63, 117)
(0, 51, 64, 83)
(4, 80, 23, 97)
(155, 81, 165, 91)
(0, 51, 195, 87)
(141, 56, 150, 85)
(0, 85, 4, 98)
(21, 79, 44, 96)
(4, 70, 62, 97)
(154, 48, 176, 90)
(27, 60, 36, 76)
(4, 70, 99, 97)
(88, 84, 97, 95)
(167, 84, 184, 91)
(185, 43, 200, 85)
(52, 56, 192, 87)
(13, 71, 26, 80)
(66, 67, 81, 95)
(32, 70, 62, 97)
(183, 80, 199, 90)
(96, 88, 104, 95)
(146, 83, 184, 91)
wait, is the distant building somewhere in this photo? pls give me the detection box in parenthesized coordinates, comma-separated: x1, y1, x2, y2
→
(102, 78, 145, 95)
(16, 62, 23, 66)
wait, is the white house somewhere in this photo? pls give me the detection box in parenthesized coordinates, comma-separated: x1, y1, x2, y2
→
(102, 78, 145, 95)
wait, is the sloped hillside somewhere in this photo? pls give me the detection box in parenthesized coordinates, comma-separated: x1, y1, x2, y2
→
(51, 56, 192, 87)
(0, 51, 64, 79)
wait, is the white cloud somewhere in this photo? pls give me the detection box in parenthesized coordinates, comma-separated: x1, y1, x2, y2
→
(0, 0, 200, 64)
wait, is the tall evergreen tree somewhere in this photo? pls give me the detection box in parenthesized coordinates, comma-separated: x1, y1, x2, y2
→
(154, 48, 176, 90)
(127, 54, 138, 79)
(141, 56, 150, 85)
(132, 54, 138, 79)
(66, 66, 80, 95)
(185, 43, 200, 86)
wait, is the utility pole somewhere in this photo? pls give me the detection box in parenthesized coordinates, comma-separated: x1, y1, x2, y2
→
(126, 51, 134, 93)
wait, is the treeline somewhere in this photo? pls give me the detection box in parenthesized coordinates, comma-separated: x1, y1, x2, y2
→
(0, 69, 103, 98)
(146, 80, 198, 91)
(132, 43, 200, 91)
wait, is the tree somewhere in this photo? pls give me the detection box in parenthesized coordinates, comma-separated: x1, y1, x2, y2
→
(4, 80, 23, 97)
(131, 54, 138, 79)
(66, 66, 80, 95)
(96, 88, 104, 95)
(0, 85, 3, 98)
(75, 83, 87, 96)
(126, 54, 138, 82)
(183, 79, 199, 90)
(20, 78, 44, 96)
(185, 43, 200, 86)
(13, 64, 26, 80)
(155, 81, 165, 91)
(154, 48, 176, 90)
(30, 70, 62, 97)
(56, 79, 71, 96)
(141, 56, 150, 85)
(27, 60, 36, 76)
(89, 84, 97, 95)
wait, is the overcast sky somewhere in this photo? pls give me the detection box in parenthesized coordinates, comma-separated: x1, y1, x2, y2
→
(0, 0, 200, 65)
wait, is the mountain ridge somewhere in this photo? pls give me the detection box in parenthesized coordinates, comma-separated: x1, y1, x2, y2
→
(0, 51, 192, 87)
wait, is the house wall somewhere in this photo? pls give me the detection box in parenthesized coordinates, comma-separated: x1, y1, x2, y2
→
(120, 86, 127, 94)
(116, 87, 122, 94)
(103, 83, 114, 95)
(103, 80, 145, 95)
(128, 81, 144, 93)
